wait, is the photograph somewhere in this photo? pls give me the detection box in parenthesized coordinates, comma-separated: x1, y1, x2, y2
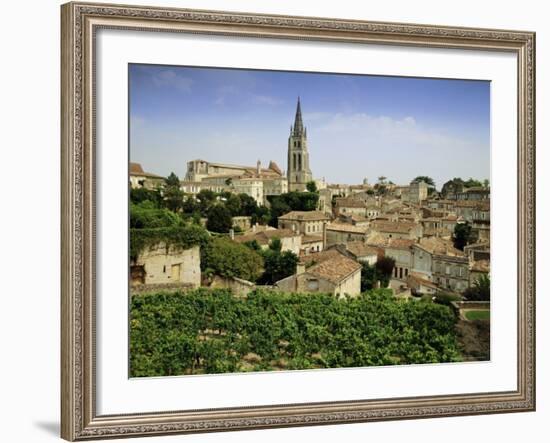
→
(128, 64, 492, 377)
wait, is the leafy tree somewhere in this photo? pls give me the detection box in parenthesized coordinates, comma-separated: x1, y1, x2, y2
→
(483, 179, 490, 188)
(306, 181, 318, 193)
(201, 237, 264, 281)
(182, 196, 200, 214)
(130, 187, 162, 207)
(463, 274, 490, 301)
(375, 256, 395, 287)
(163, 172, 184, 212)
(453, 222, 473, 250)
(165, 172, 180, 188)
(243, 239, 262, 251)
(412, 176, 436, 195)
(197, 189, 216, 215)
(259, 249, 298, 285)
(464, 178, 483, 188)
(130, 202, 179, 229)
(412, 176, 435, 187)
(360, 262, 379, 291)
(239, 193, 259, 216)
(377, 176, 387, 185)
(269, 237, 282, 252)
(224, 194, 242, 216)
(206, 204, 233, 233)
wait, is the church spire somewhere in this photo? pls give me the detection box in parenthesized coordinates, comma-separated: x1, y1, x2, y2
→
(293, 97, 304, 136)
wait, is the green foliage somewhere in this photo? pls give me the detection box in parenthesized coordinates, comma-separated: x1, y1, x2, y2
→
(163, 172, 184, 212)
(130, 288, 462, 377)
(464, 178, 483, 188)
(306, 180, 318, 193)
(375, 257, 395, 281)
(412, 176, 436, 195)
(130, 202, 180, 229)
(130, 224, 209, 259)
(360, 258, 394, 291)
(258, 249, 298, 285)
(130, 187, 162, 206)
(206, 204, 233, 233)
(412, 176, 435, 187)
(433, 291, 462, 307)
(268, 191, 320, 226)
(165, 172, 180, 188)
(453, 222, 473, 250)
(463, 274, 490, 301)
(441, 177, 484, 196)
(464, 310, 490, 321)
(201, 237, 264, 282)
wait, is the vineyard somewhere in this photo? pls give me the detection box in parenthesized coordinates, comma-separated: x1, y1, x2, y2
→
(130, 288, 462, 377)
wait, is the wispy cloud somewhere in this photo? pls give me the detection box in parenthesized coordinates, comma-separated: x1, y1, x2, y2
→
(251, 95, 284, 106)
(214, 85, 239, 105)
(151, 70, 193, 93)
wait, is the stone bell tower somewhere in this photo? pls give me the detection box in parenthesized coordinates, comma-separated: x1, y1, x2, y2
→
(287, 97, 312, 192)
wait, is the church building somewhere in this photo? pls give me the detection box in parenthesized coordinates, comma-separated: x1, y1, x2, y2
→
(287, 98, 313, 192)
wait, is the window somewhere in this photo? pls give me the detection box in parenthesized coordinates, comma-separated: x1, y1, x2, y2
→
(307, 279, 319, 291)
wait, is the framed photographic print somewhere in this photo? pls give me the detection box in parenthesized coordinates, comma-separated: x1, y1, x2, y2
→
(61, 1, 536, 441)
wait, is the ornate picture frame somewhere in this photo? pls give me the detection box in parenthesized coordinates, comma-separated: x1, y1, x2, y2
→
(61, 2, 535, 440)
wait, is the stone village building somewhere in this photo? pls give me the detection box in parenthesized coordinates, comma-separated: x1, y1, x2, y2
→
(129, 162, 165, 190)
(234, 228, 302, 255)
(278, 210, 330, 247)
(130, 243, 201, 290)
(275, 249, 361, 298)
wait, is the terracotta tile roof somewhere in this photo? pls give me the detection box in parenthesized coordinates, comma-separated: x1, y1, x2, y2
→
(335, 198, 366, 208)
(366, 233, 389, 247)
(268, 161, 282, 175)
(301, 235, 323, 244)
(301, 250, 361, 284)
(370, 221, 417, 234)
(407, 273, 438, 289)
(346, 241, 378, 258)
(279, 211, 331, 221)
(234, 228, 299, 246)
(386, 238, 415, 250)
(130, 162, 163, 178)
(414, 237, 463, 257)
(130, 162, 144, 174)
(326, 223, 368, 234)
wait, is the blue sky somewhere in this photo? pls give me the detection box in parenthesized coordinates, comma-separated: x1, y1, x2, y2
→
(129, 64, 490, 188)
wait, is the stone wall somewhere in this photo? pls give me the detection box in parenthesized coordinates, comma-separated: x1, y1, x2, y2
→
(131, 243, 201, 288)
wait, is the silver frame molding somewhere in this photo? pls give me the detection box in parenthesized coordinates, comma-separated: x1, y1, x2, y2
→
(61, 2, 536, 440)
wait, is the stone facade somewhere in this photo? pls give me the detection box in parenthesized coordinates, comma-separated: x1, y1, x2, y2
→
(129, 162, 164, 189)
(130, 243, 201, 288)
(275, 249, 361, 298)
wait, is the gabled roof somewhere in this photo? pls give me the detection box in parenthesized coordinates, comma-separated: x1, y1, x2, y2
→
(279, 211, 330, 221)
(301, 249, 361, 285)
(129, 162, 163, 178)
(326, 223, 368, 234)
(346, 241, 379, 258)
(234, 228, 299, 246)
